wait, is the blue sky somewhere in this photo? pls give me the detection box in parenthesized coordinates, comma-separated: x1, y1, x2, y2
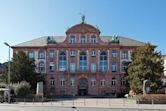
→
(0, 0, 166, 63)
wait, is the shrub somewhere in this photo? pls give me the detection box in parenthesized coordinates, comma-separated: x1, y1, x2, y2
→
(136, 94, 166, 101)
(15, 81, 31, 98)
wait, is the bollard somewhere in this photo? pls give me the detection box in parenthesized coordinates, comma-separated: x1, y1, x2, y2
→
(33, 98, 34, 104)
(123, 99, 125, 107)
(137, 99, 139, 108)
(51, 98, 52, 105)
(23, 98, 25, 105)
(61, 100, 63, 105)
(152, 99, 154, 107)
(96, 99, 98, 106)
(84, 98, 86, 106)
(109, 98, 111, 106)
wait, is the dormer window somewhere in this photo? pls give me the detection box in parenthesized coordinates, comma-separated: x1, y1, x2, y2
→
(90, 35, 96, 44)
(80, 36, 86, 44)
(70, 36, 76, 44)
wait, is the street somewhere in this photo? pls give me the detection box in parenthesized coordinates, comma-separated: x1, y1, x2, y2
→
(0, 106, 165, 111)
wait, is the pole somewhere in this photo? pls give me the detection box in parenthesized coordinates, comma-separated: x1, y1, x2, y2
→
(8, 46, 11, 103)
(4, 42, 11, 103)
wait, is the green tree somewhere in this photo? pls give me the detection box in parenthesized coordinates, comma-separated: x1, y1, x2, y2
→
(126, 43, 164, 94)
(10, 51, 43, 89)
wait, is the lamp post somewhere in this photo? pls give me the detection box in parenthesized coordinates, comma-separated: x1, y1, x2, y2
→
(4, 42, 11, 103)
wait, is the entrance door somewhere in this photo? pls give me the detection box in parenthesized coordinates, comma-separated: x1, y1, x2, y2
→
(78, 78, 88, 96)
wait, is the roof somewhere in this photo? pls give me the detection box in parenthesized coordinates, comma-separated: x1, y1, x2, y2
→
(101, 36, 145, 46)
(12, 36, 145, 48)
(66, 23, 100, 34)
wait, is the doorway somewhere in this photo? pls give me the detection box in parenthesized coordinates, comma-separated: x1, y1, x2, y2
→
(78, 78, 88, 96)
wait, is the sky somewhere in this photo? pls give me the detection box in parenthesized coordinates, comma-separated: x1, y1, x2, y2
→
(0, 0, 166, 63)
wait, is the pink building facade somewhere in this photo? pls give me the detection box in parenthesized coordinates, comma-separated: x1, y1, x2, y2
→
(12, 20, 145, 96)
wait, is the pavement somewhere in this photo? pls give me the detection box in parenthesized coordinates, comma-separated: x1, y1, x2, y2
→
(0, 98, 166, 110)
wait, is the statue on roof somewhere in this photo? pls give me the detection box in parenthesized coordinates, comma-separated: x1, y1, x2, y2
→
(81, 14, 85, 23)
(108, 35, 119, 44)
(47, 36, 56, 44)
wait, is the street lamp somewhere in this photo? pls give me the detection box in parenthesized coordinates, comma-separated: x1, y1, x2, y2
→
(4, 42, 11, 103)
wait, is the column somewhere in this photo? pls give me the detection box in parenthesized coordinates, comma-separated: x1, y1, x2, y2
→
(128, 50, 131, 61)
(98, 50, 100, 71)
(77, 50, 80, 71)
(107, 50, 110, 71)
(66, 50, 68, 70)
(86, 50, 89, 71)
(57, 50, 59, 71)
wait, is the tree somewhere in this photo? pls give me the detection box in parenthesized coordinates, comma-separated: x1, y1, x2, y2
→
(10, 51, 43, 89)
(126, 43, 164, 94)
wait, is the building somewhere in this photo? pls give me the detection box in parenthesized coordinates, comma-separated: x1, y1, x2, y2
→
(12, 18, 145, 96)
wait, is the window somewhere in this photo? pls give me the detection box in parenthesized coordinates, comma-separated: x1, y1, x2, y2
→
(70, 50, 75, 57)
(101, 79, 106, 86)
(91, 63, 96, 73)
(79, 52, 87, 71)
(70, 36, 75, 44)
(80, 36, 86, 44)
(121, 79, 126, 86)
(112, 78, 116, 86)
(70, 62, 76, 73)
(70, 79, 74, 86)
(49, 50, 55, 58)
(28, 51, 34, 59)
(91, 79, 96, 86)
(38, 61, 45, 72)
(38, 51, 45, 59)
(121, 51, 128, 59)
(112, 62, 117, 72)
(59, 52, 66, 71)
(121, 62, 127, 73)
(112, 50, 117, 58)
(91, 50, 96, 57)
(49, 62, 55, 72)
(60, 79, 65, 87)
(100, 52, 107, 72)
(90, 35, 96, 44)
(50, 78, 54, 85)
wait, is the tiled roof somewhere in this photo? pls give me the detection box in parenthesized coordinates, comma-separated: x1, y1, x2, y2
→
(12, 36, 145, 47)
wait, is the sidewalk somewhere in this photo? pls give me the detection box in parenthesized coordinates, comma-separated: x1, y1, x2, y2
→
(0, 98, 166, 110)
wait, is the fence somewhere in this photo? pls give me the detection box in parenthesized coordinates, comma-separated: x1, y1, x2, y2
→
(6, 97, 164, 109)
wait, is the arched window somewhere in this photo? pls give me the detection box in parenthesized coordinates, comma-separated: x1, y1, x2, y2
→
(121, 62, 128, 73)
(59, 52, 66, 71)
(80, 35, 86, 44)
(90, 35, 96, 44)
(70, 35, 76, 44)
(91, 62, 96, 73)
(112, 77, 116, 86)
(70, 78, 75, 86)
(38, 51, 45, 59)
(38, 61, 45, 72)
(101, 79, 106, 86)
(91, 79, 96, 87)
(100, 52, 107, 72)
(50, 77, 55, 85)
(79, 52, 87, 71)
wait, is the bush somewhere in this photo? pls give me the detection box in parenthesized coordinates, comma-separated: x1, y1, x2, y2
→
(136, 94, 166, 101)
(15, 81, 31, 98)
